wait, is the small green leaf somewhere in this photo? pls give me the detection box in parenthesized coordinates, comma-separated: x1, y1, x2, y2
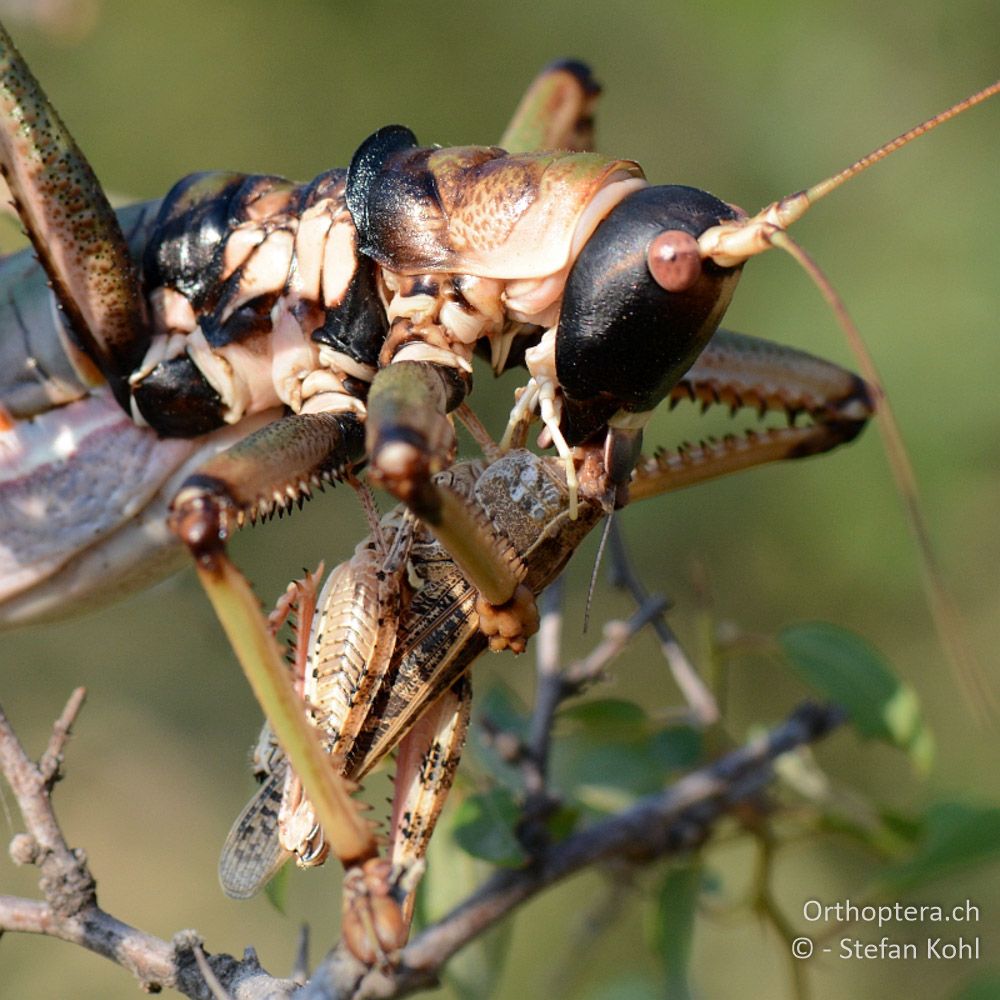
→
(779, 622, 933, 769)
(650, 725, 703, 772)
(876, 801, 1000, 892)
(559, 698, 649, 737)
(264, 864, 289, 914)
(878, 807, 926, 846)
(552, 699, 675, 812)
(451, 788, 528, 867)
(553, 738, 664, 811)
(649, 863, 701, 1000)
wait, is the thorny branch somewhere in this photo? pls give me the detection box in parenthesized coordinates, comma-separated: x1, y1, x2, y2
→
(0, 684, 844, 999)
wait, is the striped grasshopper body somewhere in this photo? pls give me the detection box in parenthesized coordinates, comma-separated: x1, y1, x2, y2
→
(219, 450, 603, 963)
(217, 311, 874, 961)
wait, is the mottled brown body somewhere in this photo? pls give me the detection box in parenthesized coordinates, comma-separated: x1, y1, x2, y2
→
(219, 315, 875, 955)
(219, 450, 605, 959)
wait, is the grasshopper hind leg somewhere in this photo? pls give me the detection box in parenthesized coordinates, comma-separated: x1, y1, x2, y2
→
(342, 677, 472, 966)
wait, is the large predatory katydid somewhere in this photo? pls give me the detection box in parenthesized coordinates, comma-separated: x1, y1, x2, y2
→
(0, 8, 996, 982)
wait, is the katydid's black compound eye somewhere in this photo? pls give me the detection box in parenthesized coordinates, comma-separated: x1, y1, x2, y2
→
(554, 184, 745, 443)
(648, 229, 702, 293)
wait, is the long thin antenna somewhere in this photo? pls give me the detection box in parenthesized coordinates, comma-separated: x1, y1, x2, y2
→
(693, 80, 1000, 721)
(770, 229, 996, 723)
(803, 80, 1000, 207)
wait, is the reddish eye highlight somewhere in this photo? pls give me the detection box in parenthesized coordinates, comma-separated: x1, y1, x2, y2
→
(647, 230, 702, 292)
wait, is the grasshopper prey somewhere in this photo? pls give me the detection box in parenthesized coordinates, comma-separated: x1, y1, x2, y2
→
(213, 308, 874, 963)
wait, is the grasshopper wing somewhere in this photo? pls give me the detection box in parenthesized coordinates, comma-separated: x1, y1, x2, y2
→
(218, 767, 291, 899)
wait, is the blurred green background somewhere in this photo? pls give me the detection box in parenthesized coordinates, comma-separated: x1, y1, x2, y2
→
(1, 0, 998, 997)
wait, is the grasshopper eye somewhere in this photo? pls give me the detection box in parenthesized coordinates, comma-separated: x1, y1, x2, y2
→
(648, 230, 702, 293)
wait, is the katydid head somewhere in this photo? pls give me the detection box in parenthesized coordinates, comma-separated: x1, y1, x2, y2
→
(555, 184, 745, 446)
(552, 78, 999, 715)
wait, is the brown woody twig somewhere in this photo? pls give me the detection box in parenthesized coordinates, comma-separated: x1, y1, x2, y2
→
(1, 687, 844, 998)
(0, 689, 297, 999)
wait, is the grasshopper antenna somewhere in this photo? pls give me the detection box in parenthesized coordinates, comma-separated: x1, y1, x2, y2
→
(349, 473, 385, 544)
(583, 511, 614, 633)
(456, 402, 502, 461)
(699, 81, 1000, 722)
